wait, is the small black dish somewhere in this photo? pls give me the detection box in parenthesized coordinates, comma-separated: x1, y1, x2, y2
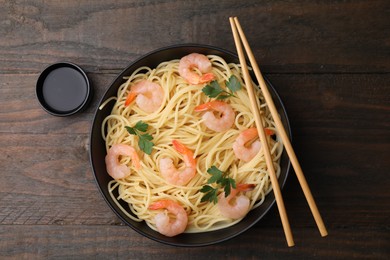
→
(36, 62, 92, 116)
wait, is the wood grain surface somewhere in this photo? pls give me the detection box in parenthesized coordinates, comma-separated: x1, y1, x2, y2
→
(0, 0, 389, 259)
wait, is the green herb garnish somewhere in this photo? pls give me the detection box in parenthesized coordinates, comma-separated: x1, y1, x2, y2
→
(200, 166, 236, 204)
(202, 75, 242, 100)
(226, 74, 242, 92)
(125, 121, 154, 155)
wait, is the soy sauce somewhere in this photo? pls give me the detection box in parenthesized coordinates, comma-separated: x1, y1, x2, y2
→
(41, 66, 88, 113)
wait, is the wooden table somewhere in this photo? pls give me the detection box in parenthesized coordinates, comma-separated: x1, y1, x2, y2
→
(1, 1, 389, 258)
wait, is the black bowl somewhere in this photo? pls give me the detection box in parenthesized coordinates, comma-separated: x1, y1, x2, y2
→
(89, 44, 291, 247)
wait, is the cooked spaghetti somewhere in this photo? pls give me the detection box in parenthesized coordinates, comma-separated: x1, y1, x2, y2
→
(100, 54, 283, 235)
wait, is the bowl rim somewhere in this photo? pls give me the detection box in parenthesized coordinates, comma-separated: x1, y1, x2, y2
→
(89, 43, 292, 247)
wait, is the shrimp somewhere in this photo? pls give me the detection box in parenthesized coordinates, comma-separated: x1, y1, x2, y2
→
(233, 127, 275, 162)
(218, 183, 256, 219)
(159, 140, 196, 186)
(105, 144, 141, 180)
(233, 128, 261, 162)
(149, 199, 188, 237)
(178, 53, 215, 85)
(194, 101, 235, 132)
(125, 80, 164, 113)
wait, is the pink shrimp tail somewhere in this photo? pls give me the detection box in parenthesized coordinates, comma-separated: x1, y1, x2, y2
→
(172, 140, 196, 165)
(245, 128, 258, 138)
(242, 127, 274, 142)
(125, 92, 136, 106)
(236, 183, 256, 192)
(149, 199, 171, 210)
(198, 73, 215, 84)
(194, 100, 226, 112)
(172, 140, 187, 154)
(194, 103, 210, 112)
(132, 153, 141, 170)
(264, 128, 275, 136)
(244, 127, 273, 138)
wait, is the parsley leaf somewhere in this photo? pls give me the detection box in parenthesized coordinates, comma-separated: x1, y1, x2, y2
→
(125, 126, 137, 135)
(216, 94, 231, 100)
(200, 185, 218, 204)
(207, 166, 223, 184)
(125, 121, 154, 155)
(200, 166, 237, 204)
(226, 75, 242, 92)
(202, 80, 223, 98)
(221, 177, 236, 196)
(134, 120, 148, 132)
(139, 135, 154, 155)
(202, 75, 241, 100)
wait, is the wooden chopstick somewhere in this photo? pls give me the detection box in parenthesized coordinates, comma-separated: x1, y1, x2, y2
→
(229, 17, 295, 247)
(230, 17, 328, 239)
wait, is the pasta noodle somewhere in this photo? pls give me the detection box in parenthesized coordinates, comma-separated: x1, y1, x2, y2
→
(101, 54, 283, 233)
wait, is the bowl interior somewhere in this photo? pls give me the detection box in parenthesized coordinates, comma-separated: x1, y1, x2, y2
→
(89, 44, 291, 247)
(36, 62, 91, 116)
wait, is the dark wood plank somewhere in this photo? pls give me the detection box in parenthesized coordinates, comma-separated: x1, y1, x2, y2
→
(267, 74, 390, 133)
(0, 133, 119, 226)
(0, 225, 388, 259)
(0, 0, 389, 73)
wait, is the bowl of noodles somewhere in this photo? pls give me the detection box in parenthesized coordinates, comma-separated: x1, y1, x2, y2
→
(89, 44, 291, 246)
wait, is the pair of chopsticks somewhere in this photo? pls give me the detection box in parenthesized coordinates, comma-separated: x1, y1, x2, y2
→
(229, 17, 328, 247)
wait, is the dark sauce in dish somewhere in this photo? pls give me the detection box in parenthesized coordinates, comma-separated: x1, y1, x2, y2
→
(41, 67, 88, 113)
